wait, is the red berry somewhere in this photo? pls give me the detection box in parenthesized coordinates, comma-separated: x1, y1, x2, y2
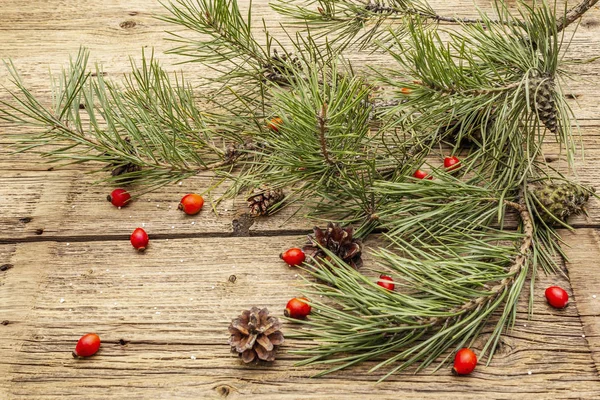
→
(267, 117, 283, 132)
(444, 156, 461, 171)
(545, 286, 569, 309)
(130, 227, 149, 251)
(280, 248, 306, 266)
(413, 169, 433, 180)
(452, 348, 477, 375)
(73, 333, 101, 358)
(178, 193, 204, 215)
(284, 297, 311, 319)
(107, 188, 131, 208)
(377, 274, 395, 291)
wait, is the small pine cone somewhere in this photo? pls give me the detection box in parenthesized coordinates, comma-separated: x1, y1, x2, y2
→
(303, 222, 363, 269)
(262, 49, 302, 84)
(228, 307, 284, 363)
(529, 75, 558, 133)
(247, 188, 284, 216)
(111, 163, 142, 177)
(529, 182, 595, 225)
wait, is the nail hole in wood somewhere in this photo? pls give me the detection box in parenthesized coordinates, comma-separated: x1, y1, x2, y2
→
(19, 217, 32, 224)
(119, 338, 129, 346)
(128, 11, 138, 16)
(35, 228, 44, 235)
(120, 20, 137, 29)
(79, 103, 86, 109)
(544, 155, 559, 163)
(0, 264, 13, 272)
(565, 93, 580, 99)
(228, 275, 237, 283)
(1, 320, 8, 326)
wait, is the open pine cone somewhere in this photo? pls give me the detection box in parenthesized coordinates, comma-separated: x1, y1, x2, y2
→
(247, 188, 284, 216)
(303, 222, 363, 269)
(228, 307, 284, 363)
(529, 182, 595, 225)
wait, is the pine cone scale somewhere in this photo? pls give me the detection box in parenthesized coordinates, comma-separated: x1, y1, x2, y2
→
(257, 334, 274, 351)
(242, 349, 256, 363)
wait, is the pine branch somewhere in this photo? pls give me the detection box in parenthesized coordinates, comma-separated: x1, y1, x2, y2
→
(425, 200, 533, 327)
(557, 0, 600, 32)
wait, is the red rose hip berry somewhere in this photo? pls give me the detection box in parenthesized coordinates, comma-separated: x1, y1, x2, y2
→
(545, 286, 569, 309)
(107, 188, 131, 208)
(444, 156, 461, 171)
(377, 274, 395, 291)
(178, 193, 204, 215)
(280, 248, 306, 266)
(73, 333, 101, 358)
(413, 169, 433, 180)
(284, 297, 311, 319)
(453, 348, 477, 375)
(130, 227, 149, 252)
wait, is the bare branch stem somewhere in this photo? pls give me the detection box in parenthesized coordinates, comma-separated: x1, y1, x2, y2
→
(557, 0, 599, 32)
(318, 103, 334, 165)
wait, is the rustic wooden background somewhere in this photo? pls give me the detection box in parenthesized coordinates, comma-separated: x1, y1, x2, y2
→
(1, 0, 600, 398)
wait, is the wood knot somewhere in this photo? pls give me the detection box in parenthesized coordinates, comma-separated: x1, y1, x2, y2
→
(0, 264, 14, 272)
(19, 217, 32, 224)
(128, 11, 138, 16)
(1, 320, 9, 326)
(231, 212, 254, 237)
(214, 385, 233, 397)
(120, 20, 137, 29)
(35, 228, 44, 235)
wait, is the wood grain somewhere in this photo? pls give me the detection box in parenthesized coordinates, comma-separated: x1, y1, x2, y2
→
(1, 0, 600, 398)
(1, 238, 599, 399)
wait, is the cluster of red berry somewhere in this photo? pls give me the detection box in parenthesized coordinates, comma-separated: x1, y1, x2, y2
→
(72, 189, 206, 358)
(107, 189, 205, 251)
(279, 246, 571, 376)
(413, 156, 461, 180)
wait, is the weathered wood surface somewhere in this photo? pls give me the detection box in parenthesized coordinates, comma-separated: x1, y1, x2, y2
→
(1, 0, 600, 398)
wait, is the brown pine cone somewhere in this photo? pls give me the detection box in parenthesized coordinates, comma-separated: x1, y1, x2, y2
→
(247, 188, 285, 216)
(228, 307, 284, 363)
(303, 222, 363, 269)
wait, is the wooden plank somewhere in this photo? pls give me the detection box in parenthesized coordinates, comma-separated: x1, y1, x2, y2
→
(561, 228, 600, 374)
(0, 2, 599, 122)
(2, 128, 600, 241)
(1, 237, 599, 399)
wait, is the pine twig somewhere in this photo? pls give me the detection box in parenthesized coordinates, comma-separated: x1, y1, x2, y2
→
(317, 103, 334, 165)
(424, 200, 533, 327)
(557, 0, 599, 32)
(364, 1, 503, 25)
